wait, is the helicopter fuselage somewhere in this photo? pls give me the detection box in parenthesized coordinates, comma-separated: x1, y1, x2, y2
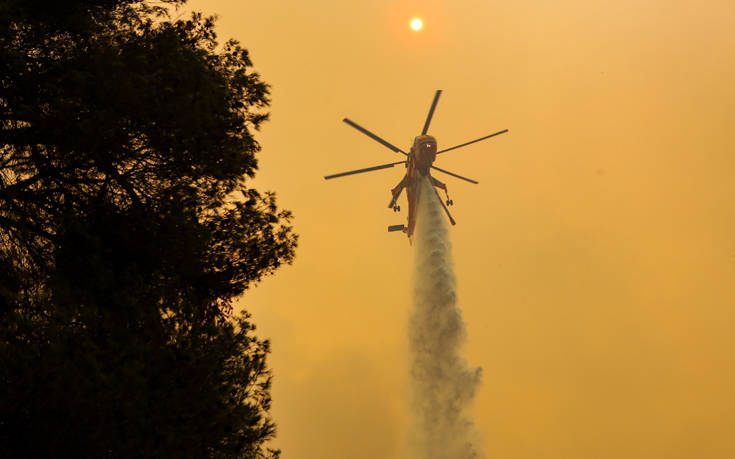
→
(392, 135, 453, 239)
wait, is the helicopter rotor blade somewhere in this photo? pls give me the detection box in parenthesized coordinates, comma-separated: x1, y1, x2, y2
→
(431, 165, 479, 184)
(325, 161, 406, 180)
(421, 90, 442, 135)
(343, 118, 408, 156)
(437, 129, 509, 154)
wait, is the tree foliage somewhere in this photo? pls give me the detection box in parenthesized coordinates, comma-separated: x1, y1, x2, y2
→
(0, 1, 296, 456)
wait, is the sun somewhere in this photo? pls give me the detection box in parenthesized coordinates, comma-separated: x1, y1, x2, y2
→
(410, 18, 423, 31)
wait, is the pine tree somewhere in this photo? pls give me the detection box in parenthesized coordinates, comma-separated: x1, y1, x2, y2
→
(0, 1, 296, 456)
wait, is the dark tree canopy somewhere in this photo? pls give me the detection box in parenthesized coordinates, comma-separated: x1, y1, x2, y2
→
(0, 1, 296, 457)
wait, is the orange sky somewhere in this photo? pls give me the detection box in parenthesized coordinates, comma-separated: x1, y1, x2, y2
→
(188, 1, 735, 457)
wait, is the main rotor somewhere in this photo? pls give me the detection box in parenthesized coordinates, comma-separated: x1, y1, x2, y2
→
(324, 90, 508, 183)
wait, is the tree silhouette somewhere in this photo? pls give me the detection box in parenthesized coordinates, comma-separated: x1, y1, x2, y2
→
(0, 1, 296, 457)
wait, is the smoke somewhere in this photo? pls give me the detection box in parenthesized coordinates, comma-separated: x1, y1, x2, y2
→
(408, 177, 484, 459)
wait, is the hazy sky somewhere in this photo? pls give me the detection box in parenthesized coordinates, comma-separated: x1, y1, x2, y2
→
(187, 1, 735, 457)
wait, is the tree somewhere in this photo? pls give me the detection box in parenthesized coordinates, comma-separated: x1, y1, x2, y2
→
(0, 1, 296, 457)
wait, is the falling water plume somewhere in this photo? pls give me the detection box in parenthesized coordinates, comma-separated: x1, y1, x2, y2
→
(408, 177, 484, 459)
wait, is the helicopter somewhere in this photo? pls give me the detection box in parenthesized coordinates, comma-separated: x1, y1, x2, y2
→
(324, 90, 507, 239)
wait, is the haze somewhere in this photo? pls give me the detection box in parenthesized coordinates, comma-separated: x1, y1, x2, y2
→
(188, 0, 735, 457)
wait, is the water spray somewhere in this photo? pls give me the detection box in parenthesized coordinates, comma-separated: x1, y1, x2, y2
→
(408, 177, 484, 459)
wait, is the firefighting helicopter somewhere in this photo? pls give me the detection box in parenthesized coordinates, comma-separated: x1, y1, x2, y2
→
(324, 90, 507, 239)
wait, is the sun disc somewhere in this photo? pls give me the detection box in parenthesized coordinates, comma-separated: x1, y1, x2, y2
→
(410, 18, 423, 31)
